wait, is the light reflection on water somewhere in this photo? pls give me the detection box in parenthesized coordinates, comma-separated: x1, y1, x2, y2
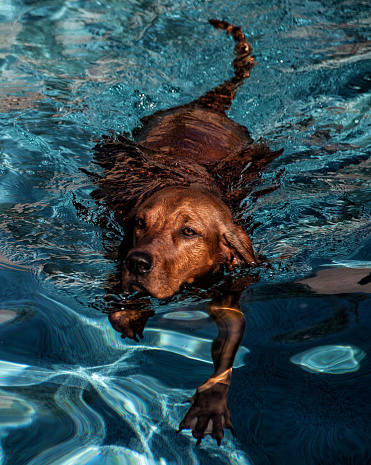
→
(290, 345, 366, 374)
(0, 262, 253, 463)
(0, 0, 370, 463)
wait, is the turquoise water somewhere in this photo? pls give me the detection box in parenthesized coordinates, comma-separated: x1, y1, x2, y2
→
(0, 0, 371, 464)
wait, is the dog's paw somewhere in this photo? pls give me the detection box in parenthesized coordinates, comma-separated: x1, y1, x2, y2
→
(108, 309, 155, 342)
(177, 382, 234, 445)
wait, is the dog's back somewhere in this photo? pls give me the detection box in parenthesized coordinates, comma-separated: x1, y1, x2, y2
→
(132, 20, 255, 164)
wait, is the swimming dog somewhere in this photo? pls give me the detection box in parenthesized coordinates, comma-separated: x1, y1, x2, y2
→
(92, 20, 282, 445)
(93, 20, 282, 300)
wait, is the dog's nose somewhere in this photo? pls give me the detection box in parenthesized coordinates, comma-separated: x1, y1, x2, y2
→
(126, 251, 153, 276)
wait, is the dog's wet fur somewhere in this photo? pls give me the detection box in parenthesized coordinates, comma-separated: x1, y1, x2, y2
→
(93, 20, 283, 299)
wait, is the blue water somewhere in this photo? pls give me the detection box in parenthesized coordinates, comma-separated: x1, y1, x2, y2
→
(0, 1, 370, 464)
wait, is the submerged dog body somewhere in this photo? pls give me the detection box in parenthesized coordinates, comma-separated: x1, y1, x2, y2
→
(94, 20, 282, 299)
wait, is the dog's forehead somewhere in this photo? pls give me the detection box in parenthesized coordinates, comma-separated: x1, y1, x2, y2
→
(138, 187, 230, 220)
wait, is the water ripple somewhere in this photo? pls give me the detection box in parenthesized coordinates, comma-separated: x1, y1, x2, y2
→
(290, 345, 366, 374)
(0, 0, 370, 463)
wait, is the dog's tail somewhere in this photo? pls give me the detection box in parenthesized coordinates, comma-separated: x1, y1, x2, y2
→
(195, 20, 255, 112)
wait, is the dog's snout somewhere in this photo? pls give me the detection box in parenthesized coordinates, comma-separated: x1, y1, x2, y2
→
(126, 251, 153, 276)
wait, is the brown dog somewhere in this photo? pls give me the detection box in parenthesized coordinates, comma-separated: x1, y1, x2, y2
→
(91, 20, 284, 446)
(93, 20, 282, 299)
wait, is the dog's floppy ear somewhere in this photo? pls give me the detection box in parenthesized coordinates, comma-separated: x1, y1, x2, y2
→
(220, 223, 257, 267)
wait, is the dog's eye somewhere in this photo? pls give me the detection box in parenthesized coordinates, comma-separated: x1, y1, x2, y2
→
(135, 218, 145, 229)
(182, 227, 197, 237)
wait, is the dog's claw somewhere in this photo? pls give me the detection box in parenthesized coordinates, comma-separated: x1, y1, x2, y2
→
(196, 438, 202, 446)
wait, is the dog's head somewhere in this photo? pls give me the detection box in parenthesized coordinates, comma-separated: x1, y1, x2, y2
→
(120, 186, 257, 299)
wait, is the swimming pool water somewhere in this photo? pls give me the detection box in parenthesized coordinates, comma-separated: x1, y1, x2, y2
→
(0, 1, 370, 464)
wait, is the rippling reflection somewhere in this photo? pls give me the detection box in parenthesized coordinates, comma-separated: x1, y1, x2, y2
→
(290, 345, 366, 374)
(0, 393, 35, 431)
(0, 264, 251, 461)
(325, 260, 371, 269)
(0, 310, 17, 324)
(144, 328, 249, 367)
(162, 310, 209, 321)
(46, 445, 163, 465)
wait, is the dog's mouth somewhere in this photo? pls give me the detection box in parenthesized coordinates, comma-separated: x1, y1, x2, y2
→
(126, 280, 149, 295)
(122, 261, 182, 299)
(123, 274, 179, 300)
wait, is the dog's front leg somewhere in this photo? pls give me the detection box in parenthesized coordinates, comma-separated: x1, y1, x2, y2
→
(178, 291, 246, 445)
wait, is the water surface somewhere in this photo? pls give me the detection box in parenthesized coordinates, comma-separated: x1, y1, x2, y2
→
(0, 0, 370, 464)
